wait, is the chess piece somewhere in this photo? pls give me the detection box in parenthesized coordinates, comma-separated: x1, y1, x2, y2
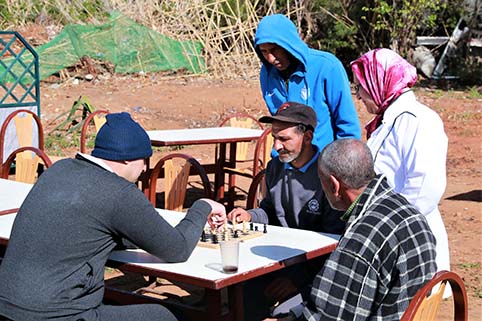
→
(212, 234, 218, 244)
(254, 226, 258, 232)
(250, 222, 254, 231)
(242, 221, 247, 233)
(201, 231, 207, 242)
(263, 224, 267, 234)
(233, 230, 239, 238)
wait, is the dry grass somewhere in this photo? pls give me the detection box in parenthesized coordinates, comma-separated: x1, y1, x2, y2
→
(1, 0, 308, 79)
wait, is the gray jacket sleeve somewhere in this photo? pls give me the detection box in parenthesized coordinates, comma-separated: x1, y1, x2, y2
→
(111, 184, 211, 263)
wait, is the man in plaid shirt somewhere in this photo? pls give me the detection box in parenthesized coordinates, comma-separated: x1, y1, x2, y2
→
(266, 139, 437, 321)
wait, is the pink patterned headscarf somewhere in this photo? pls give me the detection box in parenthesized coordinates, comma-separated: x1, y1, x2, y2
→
(351, 48, 418, 138)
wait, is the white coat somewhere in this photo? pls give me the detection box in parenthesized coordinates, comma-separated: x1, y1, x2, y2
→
(367, 90, 450, 273)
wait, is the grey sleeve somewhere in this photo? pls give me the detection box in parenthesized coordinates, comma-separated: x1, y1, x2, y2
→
(248, 207, 269, 224)
(111, 187, 211, 263)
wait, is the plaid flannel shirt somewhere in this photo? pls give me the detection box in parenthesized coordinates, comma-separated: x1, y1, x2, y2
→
(301, 175, 437, 321)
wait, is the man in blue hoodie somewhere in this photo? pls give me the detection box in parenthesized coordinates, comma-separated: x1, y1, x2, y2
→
(254, 14, 361, 151)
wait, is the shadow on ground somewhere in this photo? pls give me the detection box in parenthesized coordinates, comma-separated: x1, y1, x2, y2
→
(446, 190, 482, 202)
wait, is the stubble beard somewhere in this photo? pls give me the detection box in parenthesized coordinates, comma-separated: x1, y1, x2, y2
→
(278, 151, 300, 164)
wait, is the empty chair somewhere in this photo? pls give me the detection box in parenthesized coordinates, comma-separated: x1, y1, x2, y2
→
(1, 146, 52, 183)
(251, 127, 273, 177)
(219, 112, 264, 165)
(147, 153, 212, 211)
(0, 109, 44, 163)
(218, 113, 264, 205)
(400, 270, 468, 321)
(80, 109, 109, 153)
(224, 127, 273, 209)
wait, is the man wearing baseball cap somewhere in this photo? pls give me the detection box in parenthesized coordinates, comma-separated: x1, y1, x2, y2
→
(0, 112, 225, 321)
(227, 102, 346, 321)
(228, 101, 344, 233)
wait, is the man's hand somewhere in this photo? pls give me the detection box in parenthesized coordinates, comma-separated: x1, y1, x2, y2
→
(202, 199, 226, 230)
(227, 207, 252, 224)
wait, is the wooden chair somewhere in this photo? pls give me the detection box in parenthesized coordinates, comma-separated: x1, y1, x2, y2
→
(147, 153, 212, 211)
(218, 114, 264, 205)
(80, 109, 109, 153)
(1, 146, 52, 183)
(219, 113, 264, 164)
(251, 128, 273, 177)
(246, 169, 266, 210)
(225, 127, 273, 209)
(400, 270, 468, 321)
(0, 109, 44, 163)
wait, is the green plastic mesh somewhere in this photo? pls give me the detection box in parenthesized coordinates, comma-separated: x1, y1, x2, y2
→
(1, 11, 205, 82)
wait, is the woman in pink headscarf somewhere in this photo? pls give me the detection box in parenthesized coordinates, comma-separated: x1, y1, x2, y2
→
(351, 48, 450, 276)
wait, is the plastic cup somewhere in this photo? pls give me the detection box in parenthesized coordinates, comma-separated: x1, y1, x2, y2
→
(219, 240, 239, 273)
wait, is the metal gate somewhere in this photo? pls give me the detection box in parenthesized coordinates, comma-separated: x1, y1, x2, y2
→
(0, 31, 40, 162)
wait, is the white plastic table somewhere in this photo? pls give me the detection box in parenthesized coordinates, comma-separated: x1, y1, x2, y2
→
(147, 127, 263, 203)
(147, 127, 263, 146)
(0, 178, 32, 215)
(106, 209, 340, 321)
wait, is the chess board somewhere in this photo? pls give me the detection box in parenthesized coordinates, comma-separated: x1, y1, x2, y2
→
(197, 222, 266, 249)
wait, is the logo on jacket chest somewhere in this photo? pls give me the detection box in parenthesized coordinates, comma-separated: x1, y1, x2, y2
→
(307, 199, 320, 214)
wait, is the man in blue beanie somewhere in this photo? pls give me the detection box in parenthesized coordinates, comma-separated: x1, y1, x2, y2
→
(254, 14, 361, 152)
(0, 112, 226, 321)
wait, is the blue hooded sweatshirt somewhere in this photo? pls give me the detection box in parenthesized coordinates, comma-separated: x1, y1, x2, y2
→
(254, 14, 361, 151)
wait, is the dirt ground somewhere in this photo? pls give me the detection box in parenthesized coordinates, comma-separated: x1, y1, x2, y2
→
(36, 75, 481, 320)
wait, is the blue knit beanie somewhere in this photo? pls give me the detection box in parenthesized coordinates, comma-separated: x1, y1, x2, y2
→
(92, 112, 153, 161)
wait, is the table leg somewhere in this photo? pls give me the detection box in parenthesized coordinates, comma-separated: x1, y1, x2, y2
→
(228, 283, 245, 321)
(227, 142, 238, 210)
(214, 143, 227, 201)
(205, 284, 244, 321)
(205, 288, 224, 321)
(214, 142, 240, 208)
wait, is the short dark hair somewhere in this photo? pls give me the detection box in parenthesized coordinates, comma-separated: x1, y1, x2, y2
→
(295, 123, 308, 134)
(318, 139, 375, 189)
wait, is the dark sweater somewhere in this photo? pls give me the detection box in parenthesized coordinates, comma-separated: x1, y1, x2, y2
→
(249, 156, 345, 234)
(0, 155, 211, 320)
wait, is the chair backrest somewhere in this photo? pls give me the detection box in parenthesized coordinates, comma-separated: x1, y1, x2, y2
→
(252, 128, 273, 176)
(1, 146, 52, 183)
(0, 109, 44, 163)
(219, 113, 263, 162)
(246, 169, 266, 210)
(147, 153, 212, 211)
(400, 270, 468, 321)
(80, 110, 109, 153)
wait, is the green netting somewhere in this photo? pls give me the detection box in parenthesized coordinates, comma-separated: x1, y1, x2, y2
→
(1, 11, 205, 82)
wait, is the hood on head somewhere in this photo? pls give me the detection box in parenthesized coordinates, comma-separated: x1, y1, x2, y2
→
(254, 14, 309, 68)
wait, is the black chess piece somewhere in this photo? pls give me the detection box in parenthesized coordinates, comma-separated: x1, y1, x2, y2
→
(263, 224, 267, 234)
(234, 230, 239, 238)
(201, 231, 207, 242)
(254, 226, 258, 232)
(212, 234, 218, 244)
(250, 222, 254, 231)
